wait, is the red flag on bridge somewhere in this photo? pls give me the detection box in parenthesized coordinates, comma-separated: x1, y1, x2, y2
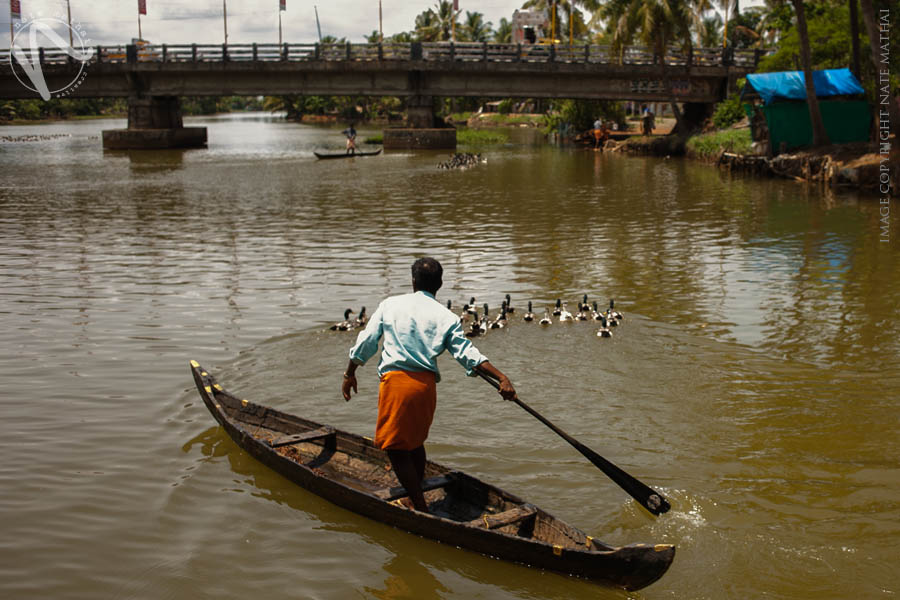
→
(452, 0, 458, 10)
(10, 0, 21, 21)
(279, 0, 286, 11)
(138, 0, 147, 16)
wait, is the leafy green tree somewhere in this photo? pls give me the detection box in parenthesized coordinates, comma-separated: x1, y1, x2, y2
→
(461, 11, 492, 42)
(697, 13, 723, 47)
(523, 0, 600, 41)
(414, 1, 459, 41)
(493, 18, 513, 42)
(600, 0, 694, 132)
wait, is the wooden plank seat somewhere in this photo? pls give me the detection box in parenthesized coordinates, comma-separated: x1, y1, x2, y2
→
(267, 426, 335, 448)
(374, 473, 457, 501)
(468, 505, 538, 530)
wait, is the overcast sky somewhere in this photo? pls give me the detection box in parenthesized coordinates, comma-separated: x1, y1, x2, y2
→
(6, 0, 764, 47)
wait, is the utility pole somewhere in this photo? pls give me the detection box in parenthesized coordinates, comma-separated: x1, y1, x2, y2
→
(67, 0, 73, 47)
(314, 6, 322, 43)
(223, 0, 228, 45)
(279, 0, 284, 46)
(379, 0, 383, 43)
(451, 0, 457, 42)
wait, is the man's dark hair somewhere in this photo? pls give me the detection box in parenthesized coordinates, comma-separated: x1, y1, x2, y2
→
(411, 257, 443, 294)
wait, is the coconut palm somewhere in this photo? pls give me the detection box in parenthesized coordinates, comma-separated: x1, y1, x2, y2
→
(522, 0, 600, 41)
(414, 1, 460, 42)
(461, 11, 493, 42)
(697, 13, 723, 47)
(493, 17, 513, 43)
(788, 0, 829, 146)
(601, 0, 693, 132)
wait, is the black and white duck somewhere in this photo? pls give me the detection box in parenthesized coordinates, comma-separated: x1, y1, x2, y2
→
(596, 316, 612, 338)
(459, 304, 470, 323)
(504, 293, 516, 313)
(490, 302, 508, 329)
(523, 301, 535, 322)
(552, 298, 562, 316)
(330, 308, 354, 331)
(579, 294, 590, 312)
(539, 308, 552, 325)
(608, 299, 623, 321)
(351, 306, 367, 328)
(558, 302, 574, 322)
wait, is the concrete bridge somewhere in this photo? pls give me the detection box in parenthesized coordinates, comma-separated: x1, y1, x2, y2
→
(1, 42, 761, 148)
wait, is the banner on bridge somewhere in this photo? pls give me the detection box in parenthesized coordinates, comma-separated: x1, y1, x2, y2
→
(10, 0, 21, 21)
(138, 0, 146, 16)
(280, 0, 286, 11)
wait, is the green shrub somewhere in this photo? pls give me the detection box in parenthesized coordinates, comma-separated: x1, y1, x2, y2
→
(712, 94, 746, 129)
(686, 129, 753, 158)
(498, 99, 514, 115)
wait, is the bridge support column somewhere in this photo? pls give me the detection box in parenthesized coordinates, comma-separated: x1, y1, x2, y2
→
(102, 96, 207, 150)
(383, 95, 456, 150)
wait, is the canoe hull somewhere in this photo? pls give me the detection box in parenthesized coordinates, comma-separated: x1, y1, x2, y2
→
(314, 148, 382, 159)
(190, 361, 674, 591)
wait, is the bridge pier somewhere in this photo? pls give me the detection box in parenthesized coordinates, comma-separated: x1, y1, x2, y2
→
(383, 95, 456, 151)
(102, 96, 207, 150)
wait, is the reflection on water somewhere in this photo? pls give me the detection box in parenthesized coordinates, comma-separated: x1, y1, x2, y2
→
(0, 115, 897, 599)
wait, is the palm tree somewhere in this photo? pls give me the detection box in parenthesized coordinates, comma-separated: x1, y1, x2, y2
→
(523, 0, 600, 41)
(790, 0, 829, 147)
(414, 1, 459, 42)
(493, 17, 513, 43)
(601, 0, 693, 133)
(697, 13, 723, 47)
(461, 11, 493, 42)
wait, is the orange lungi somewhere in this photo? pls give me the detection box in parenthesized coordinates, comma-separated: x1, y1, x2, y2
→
(375, 370, 437, 451)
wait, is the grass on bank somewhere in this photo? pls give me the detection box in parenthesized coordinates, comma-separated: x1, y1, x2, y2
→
(457, 128, 509, 145)
(686, 128, 753, 159)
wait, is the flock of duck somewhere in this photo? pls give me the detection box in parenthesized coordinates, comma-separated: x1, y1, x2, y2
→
(330, 294, 624, 338)
(437, 152, 486, 170)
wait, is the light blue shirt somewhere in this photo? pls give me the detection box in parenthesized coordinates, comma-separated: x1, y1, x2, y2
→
(348, 291, 487, 382)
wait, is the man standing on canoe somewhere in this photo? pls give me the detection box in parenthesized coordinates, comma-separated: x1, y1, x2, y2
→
(343, 123, 357, 155)
(341, 257, 517, 512)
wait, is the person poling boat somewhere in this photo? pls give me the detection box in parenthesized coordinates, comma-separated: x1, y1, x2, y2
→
(341, 257, 517, 513)
(342, 123, 357, 155)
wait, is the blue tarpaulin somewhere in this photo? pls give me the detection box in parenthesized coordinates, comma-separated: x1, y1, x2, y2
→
(744, 68, 865, 105)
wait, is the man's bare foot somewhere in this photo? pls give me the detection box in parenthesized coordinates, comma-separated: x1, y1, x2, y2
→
(393, 497, 430, 512)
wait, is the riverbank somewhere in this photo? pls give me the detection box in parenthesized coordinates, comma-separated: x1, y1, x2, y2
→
(612, 124, 896, 196)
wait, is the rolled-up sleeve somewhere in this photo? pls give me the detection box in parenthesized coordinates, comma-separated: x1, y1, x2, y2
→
(348, 302, 384, 366)
(444, 320, 487, 376)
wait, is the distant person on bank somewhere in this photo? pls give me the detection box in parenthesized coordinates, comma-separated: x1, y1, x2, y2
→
(341, 257, 517, 512)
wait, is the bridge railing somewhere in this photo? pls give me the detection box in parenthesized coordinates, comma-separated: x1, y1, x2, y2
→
(1, 42, 764, 69)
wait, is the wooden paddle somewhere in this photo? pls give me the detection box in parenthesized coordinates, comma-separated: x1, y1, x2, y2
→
(478, 371, 671, 516)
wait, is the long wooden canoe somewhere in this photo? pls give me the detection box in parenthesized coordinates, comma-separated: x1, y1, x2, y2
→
(313, 148, 382, 159)
(190, 361, 674, 591)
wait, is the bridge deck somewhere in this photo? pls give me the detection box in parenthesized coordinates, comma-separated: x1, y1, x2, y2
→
(0, 42, 759, 102)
